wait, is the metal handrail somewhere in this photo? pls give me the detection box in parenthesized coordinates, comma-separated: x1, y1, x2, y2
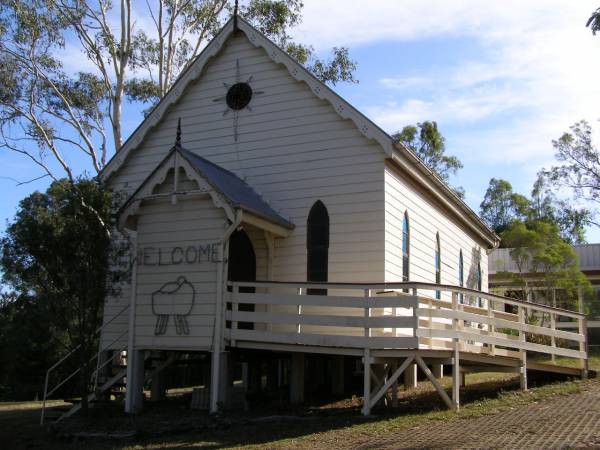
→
(53, 342, 130, 426)
(40, 304, 130, 425)
(92, 329, 129, 390)
(44, 329, 129, 400)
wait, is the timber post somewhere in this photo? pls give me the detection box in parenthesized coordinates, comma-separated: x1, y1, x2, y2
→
(518, 305, 528, 391)
(125, 230, 138, 414)
(404, 287, 419, 390)
(290, 352, 305, 404)
(578, 287, 589, 380)
(362, 288, 371, 416)
(451, 291, 460, 410)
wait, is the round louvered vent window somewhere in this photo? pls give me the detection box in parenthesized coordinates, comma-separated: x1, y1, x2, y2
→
(226, 82, 253, 110)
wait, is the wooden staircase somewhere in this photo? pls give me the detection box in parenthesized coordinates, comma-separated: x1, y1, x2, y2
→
(53, 368, 127, 424)
(40, 304, 130, 425)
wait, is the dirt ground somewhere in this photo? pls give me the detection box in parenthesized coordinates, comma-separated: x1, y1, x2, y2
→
(2, 370, 598, 450)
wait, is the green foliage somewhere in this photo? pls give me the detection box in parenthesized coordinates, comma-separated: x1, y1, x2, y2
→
(53, 72, 108, 121)
(0, 292, 72, 400)
(501, 221, 537, 272)
(479, 176, 590, 243)
(536, 120, 599, 241)
(303, 47, 357, 86)
(124, 78, 162, 104)
(392, 121, 464, 195)
(542, 120, 600, 209)
(0, 178, 125, 402)
(284, 43, 357, 86)
(480, 178, 529, 234)
(529, 175, 591, 244)
(587, 7, 600, 34)
(243, 0, 303, 37)
(498, 220, 592, 310)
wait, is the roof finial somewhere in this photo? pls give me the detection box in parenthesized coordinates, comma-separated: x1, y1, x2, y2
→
(233, 0, 239, 30)
(176, 118, 182, 146)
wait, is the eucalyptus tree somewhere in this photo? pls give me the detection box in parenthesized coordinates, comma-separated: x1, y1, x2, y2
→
(0, 0, 357, 189)
(393, 121, 464, 197)
(541, 121, 600, 215)
(587, 6, 600, 34)
(0, 178, 126, 410)
(529, 175, 591, 244)
(479, 178, 529, 234)
(479, 174, 590, 244)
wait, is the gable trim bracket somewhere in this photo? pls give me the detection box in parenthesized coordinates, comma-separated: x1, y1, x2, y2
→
(118, 148, 235, 231)
(100, 16, 394, 182)
(101, 16, 497, 250)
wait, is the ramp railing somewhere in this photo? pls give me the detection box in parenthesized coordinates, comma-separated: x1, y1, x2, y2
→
(226, 281, 587, 376)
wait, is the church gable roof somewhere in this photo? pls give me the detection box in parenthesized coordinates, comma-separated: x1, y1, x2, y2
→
(103, 15, 498, 248)
(177, 147, 294, 229)
(101, 16, 394, 181)
(119, 141, 294, 231)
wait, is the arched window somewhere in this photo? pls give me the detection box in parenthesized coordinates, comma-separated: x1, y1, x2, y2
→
(476, 261, 482, 307)
(307, 200, 329, 295)
(458, 250, 464, 303)
(435, 232, 441, 299)
(402, 212, 410, 286)
(227, 229, 256, 329)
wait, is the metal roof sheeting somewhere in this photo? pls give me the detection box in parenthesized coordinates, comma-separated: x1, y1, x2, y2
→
(178, 147, 294, 230)
(489, 244, 600, 274)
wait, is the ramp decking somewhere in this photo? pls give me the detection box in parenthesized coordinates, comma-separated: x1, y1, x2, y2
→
(226, 281, 590, 414)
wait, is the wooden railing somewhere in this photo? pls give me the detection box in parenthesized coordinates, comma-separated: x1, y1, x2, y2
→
(226, 281, 588, 372)
(226, 283, 419, 349)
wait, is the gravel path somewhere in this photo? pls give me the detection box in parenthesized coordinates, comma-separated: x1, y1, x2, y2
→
(354, 384, 600, 449)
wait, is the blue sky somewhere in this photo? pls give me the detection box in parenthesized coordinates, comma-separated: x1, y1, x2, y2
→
(1, 0, 600, 241)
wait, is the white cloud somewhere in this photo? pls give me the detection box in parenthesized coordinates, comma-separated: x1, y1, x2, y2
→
(292, 1, 591, 50)
(380, 77, 430, 91)
(295, 0, 600, 165)
(367, 83, 530, 130)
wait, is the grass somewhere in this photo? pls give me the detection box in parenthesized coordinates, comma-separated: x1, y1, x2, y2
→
(532, 351, 600, 371)
(118, 377, 592, 450)
(0, 399, 73, 449)
(140, 374, 598, 449)
(1, 352, 598, 450)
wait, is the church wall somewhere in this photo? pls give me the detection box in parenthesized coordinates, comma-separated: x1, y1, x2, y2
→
(101, 172, 228, 351)
(107, 33, 386, 289)
(100, 30, 494, 349)
(384, 164, 489, 300)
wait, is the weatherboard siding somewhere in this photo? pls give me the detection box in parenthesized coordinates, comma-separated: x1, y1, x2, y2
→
(100, 189, 227, 350)
(100, 30, 495, 350)
(108, 33, 386, 285)
(135, 195, 225, 350)
(384, 166, 488, 300)
(101, 33, 386, 348)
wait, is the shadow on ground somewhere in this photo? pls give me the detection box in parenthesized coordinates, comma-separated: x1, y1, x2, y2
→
(0, 372, 577, 450)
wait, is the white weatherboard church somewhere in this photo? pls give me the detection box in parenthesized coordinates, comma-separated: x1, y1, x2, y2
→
(89, 15, 588, 419)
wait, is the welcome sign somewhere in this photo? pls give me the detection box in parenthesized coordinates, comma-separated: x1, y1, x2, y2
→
(138, 243, 222, 266)
(136, 242, 223, 337)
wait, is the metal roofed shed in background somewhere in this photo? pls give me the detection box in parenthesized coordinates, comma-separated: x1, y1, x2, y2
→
(489, 244, 600, 274)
